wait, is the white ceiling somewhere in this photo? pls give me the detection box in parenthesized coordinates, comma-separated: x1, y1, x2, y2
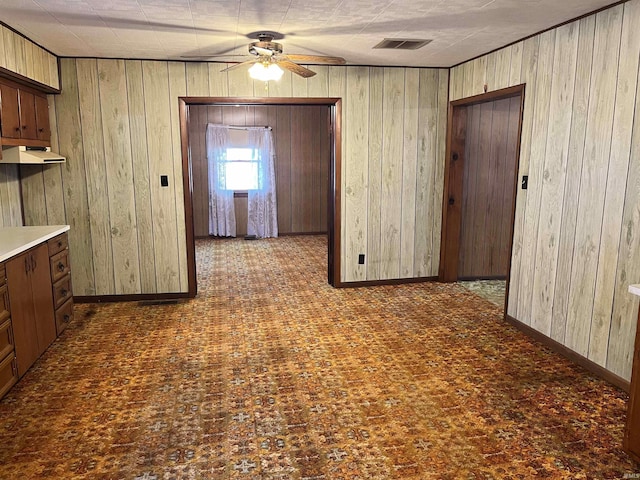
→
(0, 0, 620, 67)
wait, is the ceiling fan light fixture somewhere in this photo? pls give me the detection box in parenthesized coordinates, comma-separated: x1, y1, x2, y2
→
(248, 62, 284, 81)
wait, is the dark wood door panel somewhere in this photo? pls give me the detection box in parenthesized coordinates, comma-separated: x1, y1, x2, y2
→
(458, 97, 520, 279)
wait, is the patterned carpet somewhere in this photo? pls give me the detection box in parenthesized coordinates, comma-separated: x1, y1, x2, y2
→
(458, 280, 506, 308)
(0, 235, 637, 479)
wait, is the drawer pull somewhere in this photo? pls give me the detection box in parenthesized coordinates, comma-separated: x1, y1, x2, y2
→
(58, 241, 63, 247)
(57, 262, 65, 272)
(60, 289, 68, 297)
(63, 314, 70, 323)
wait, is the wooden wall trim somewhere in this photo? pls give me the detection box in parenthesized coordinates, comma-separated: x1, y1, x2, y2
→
(74, 293, 190, 303)
(339, 276, 438, 288)
(505, 314, 630, 392)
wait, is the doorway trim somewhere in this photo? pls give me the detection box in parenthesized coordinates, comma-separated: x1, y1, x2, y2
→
(178, 96, 343, 297)
(438, 84, 525, 307)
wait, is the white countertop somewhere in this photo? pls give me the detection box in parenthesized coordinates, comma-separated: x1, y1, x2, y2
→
(0, 226, 70, 262)
(630, 285, 640, 297)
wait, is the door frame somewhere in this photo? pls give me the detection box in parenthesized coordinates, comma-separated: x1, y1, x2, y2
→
(439, 85, 525, 306)
(178, 96, 343, 297)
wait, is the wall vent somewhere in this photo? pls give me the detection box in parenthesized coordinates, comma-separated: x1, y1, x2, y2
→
(373, 38, 432, 50)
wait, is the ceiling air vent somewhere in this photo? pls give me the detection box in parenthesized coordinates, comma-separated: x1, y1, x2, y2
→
(373, 38, 432, 50)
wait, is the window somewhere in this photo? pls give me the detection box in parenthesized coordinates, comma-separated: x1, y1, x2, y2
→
(221, 147, 260, 191)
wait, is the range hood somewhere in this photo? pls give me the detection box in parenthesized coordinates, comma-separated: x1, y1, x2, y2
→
(0, 146, 65, 164)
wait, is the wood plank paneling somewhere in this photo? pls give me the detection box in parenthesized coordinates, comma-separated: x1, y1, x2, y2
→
(517, 29, 556, 325)
(400, 69, 419, 278)
(379, 68, 404, 279)
(414, 69, 438, 277)
(450, 0, 640, 380)
(345, 67, 369, 281)
(98, 59, 141, 295)
(20, 166, 47, 226)
(529, 23, 579, 336)
(125, 60, 157, 293)
(0, 164, 22, 227)
(432, 70, 448, 273)
(566, 7, 623, 357)
(168, 62, 189, 291)
(590, 1, 640, 368)
(507, 35, 539, 318)
(0, 26, 59, 89)
(551, 15, 596, 344)
(367, 69, 384, 280)
(142, 61, 181, 292)
(77, 59, 114, 296)
(55, 59, 94, 295)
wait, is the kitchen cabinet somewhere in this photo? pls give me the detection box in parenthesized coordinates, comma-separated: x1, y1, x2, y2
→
(0, 262, 18, 398)
(0, 79, 51, 145)
(6, 243, 56, 378)
(0, 226, 71, 398)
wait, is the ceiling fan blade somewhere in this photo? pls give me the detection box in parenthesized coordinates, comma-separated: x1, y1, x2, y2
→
(220, 59, 260, 72)
(283, 54, 346, 65)
(276, 60, 316, 78)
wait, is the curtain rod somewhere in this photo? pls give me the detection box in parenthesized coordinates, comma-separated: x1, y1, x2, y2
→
(227, 125, 272, 131)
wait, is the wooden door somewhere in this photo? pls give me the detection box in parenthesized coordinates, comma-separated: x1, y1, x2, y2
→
(458, 96, 520, 279)
(30, 244, 56, 353)
(18, 90, 37, 139)
(439, 85, 524, 283)
(0, 84, 20, 139)
(6, 251, 39, 378)
(34, 94, 50, 141)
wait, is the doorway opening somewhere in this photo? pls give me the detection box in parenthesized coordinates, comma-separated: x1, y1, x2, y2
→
(178, 97, 342, 297)
(439, 85, 525, 312)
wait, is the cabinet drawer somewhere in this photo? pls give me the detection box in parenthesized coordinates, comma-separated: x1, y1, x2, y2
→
(0, 284, 9, 324)
(55, 298, 73, 336)
(0, 262, 5, 286)
(47, 233, 68, 257)
(0, 319, 14, 361)
(50, 250, 71, 283)
(0, 353, 17, 400)
(52, 274, 72, 309)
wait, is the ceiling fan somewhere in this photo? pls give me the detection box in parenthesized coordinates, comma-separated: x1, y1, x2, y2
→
(184, 33, 346, 78)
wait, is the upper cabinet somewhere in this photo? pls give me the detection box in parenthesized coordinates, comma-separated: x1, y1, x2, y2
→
(0, 80, 50, 146)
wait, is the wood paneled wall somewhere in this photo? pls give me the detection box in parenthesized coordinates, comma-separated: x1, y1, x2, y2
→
(450, 0, 640, 380)
(458, 97, 520, 279)
(0, 24, 59, 90)
(0, 164, 21, 227)
(189, 105, 330, 237)
(20, 59, 448, 295)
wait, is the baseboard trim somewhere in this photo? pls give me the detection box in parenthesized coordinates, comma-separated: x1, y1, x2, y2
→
(337, 276, 438, 288)
(74, 293, 191, 304)
(504, 314, 630, 393)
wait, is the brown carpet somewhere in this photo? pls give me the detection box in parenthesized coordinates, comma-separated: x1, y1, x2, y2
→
(0, 235, 637, 479)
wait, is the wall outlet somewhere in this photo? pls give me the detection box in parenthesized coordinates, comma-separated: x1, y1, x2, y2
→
(161, 175, 169, 187)
(358, 254, 365, 265)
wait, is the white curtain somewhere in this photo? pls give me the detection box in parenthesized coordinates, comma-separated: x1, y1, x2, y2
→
(247, 128, 278, 238)
(206, 124, 236, 237)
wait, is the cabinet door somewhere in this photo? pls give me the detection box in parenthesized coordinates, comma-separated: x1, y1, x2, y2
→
(34, 94, 50, 141)
(30, 244, 56, 353)
(0, 84, 21, 139)
(18, 90, 37, 139)
(6, 252, 39, 378)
